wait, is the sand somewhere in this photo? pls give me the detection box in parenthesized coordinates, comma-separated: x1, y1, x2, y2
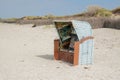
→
(0, 23, 120, 80)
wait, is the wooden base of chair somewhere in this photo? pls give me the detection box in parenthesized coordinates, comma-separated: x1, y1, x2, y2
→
(54, 39, 79, 66)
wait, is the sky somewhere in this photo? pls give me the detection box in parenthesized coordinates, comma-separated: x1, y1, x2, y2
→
(0, 0, 120, 18)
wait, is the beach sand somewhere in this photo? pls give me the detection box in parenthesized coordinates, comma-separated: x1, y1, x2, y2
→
(0, 23, 120, 80)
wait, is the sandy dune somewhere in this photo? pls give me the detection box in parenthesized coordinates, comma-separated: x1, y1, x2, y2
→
(0, 23, 120, 80)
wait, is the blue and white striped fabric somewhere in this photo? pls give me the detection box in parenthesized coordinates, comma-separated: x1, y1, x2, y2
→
(72, 20, 94, 65)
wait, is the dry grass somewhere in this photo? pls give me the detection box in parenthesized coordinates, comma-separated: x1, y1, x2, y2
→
(0, 6, 120, 29)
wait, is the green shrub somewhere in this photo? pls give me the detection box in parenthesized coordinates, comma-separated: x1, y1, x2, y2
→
(85, 6, 112, 17)
(95, 9, 112, 17)
(22, 16, 42, 20)
(86, 5, 102, 17)
(43, 14, 56, 19)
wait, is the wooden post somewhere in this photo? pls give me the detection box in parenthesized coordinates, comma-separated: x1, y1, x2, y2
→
(73, 36, 94, 65)
(54, 39, 60, 60)
(73, 41, 79, 66)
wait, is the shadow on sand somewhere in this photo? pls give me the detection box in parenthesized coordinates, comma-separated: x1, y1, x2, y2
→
(36, 54, 74, 66)
(36, 54, 54, 60)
